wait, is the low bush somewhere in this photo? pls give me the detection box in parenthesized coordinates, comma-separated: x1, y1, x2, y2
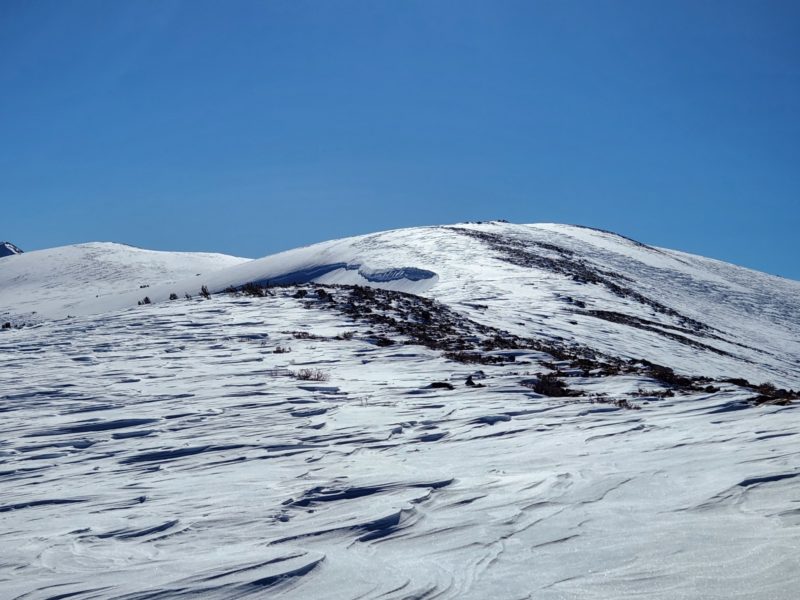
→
(241, 282, 268, 297)
(427, 381, 455, 390)
(445, 351, 507, 364)
(527, 373, 582, 397)
(633, 387, 675, 398)
(373, 335, 394, 347)
(750, 383, 798, 406)
(465, 375, 486, 388)
(290, 331, 324, 340)
(294, 368, 330, 382)
(614, 398, 641, 410)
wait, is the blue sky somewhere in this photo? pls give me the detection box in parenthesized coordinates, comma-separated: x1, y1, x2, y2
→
(2, 0, 798, 278)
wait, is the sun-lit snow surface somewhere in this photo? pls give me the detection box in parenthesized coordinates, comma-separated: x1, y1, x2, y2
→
(3, 223, 798, 385)
(2, 223, 800, 598)
(0, 242, 249, 322)
(1, 292, 799, 599)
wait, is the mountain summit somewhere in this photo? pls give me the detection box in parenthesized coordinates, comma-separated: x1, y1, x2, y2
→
(0, 241, 22, 257)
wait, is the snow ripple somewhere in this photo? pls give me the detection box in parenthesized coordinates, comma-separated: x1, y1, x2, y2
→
(1, 291, 799, 599)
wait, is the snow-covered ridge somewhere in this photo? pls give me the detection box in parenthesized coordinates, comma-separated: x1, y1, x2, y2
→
(0, 242, 249, 322)
(1, 222, 798, 386)
(0, 241, 23, 257)
(2, 222, 800, 599)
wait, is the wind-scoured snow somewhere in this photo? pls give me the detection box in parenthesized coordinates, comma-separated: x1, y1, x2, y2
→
(0, 242, 249, 322)
(6, 222, 795, 385)
(1, 222, 799, 599)
(2, 291, 798, 599)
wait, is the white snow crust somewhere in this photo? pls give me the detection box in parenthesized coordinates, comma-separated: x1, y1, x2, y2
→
(2, 223, 798, 385)
(0, 242, 248, 322)
(1, 222, 799, 599)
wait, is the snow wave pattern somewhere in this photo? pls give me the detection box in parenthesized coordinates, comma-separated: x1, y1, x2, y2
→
(1, 291, 798, 599)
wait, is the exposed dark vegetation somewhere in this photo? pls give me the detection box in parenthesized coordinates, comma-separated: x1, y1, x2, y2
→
(200, 285, 211, 299)
(578, 395, 643, 410)
(611, 398, 641, 410)
(448, 227, 711, 333)
(225, 282, 272, 297)
(444, 351, 507, 364)
(465, 375, 485, 388)
(721, 380, 799, 406)
(427, 381, 455, 390)
(219, 281, 794, 408)
(634, 387, 676, 398)
(372, 335, 395, 347)
(581, 310, 733, 356)
(169, 293, 179, 301)
(625, 359, 727, 393)
(287, 330, 325, 341)
(634, 360, 698, 388)
(315, 288, 333, 301)
(522, 373, 582, 397)
(294, 368, 330, 382)
(315, 284, 608, 369)
(580, 309, 758, 355)
(137, 296, 151, 306)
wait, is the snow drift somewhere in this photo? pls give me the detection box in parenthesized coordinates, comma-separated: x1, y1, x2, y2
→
(2, 222, 800, 599)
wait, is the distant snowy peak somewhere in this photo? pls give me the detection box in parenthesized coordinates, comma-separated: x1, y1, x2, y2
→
(0, 241, 23, 257)
(0, 242, 249, 323)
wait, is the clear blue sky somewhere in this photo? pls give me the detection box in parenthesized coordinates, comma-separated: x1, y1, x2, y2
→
(2, 0, 798, 278)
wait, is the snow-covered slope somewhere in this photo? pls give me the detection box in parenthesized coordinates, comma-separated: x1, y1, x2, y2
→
(1, 222, 799, 599)
(1, 287, 798, 600)
(3, 223, 797, 386)
(0, 242, 249, 322)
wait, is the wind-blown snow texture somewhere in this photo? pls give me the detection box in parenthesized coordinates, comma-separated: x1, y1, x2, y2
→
(0, 242, 247, 323)
(1, 222, 799, 599)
